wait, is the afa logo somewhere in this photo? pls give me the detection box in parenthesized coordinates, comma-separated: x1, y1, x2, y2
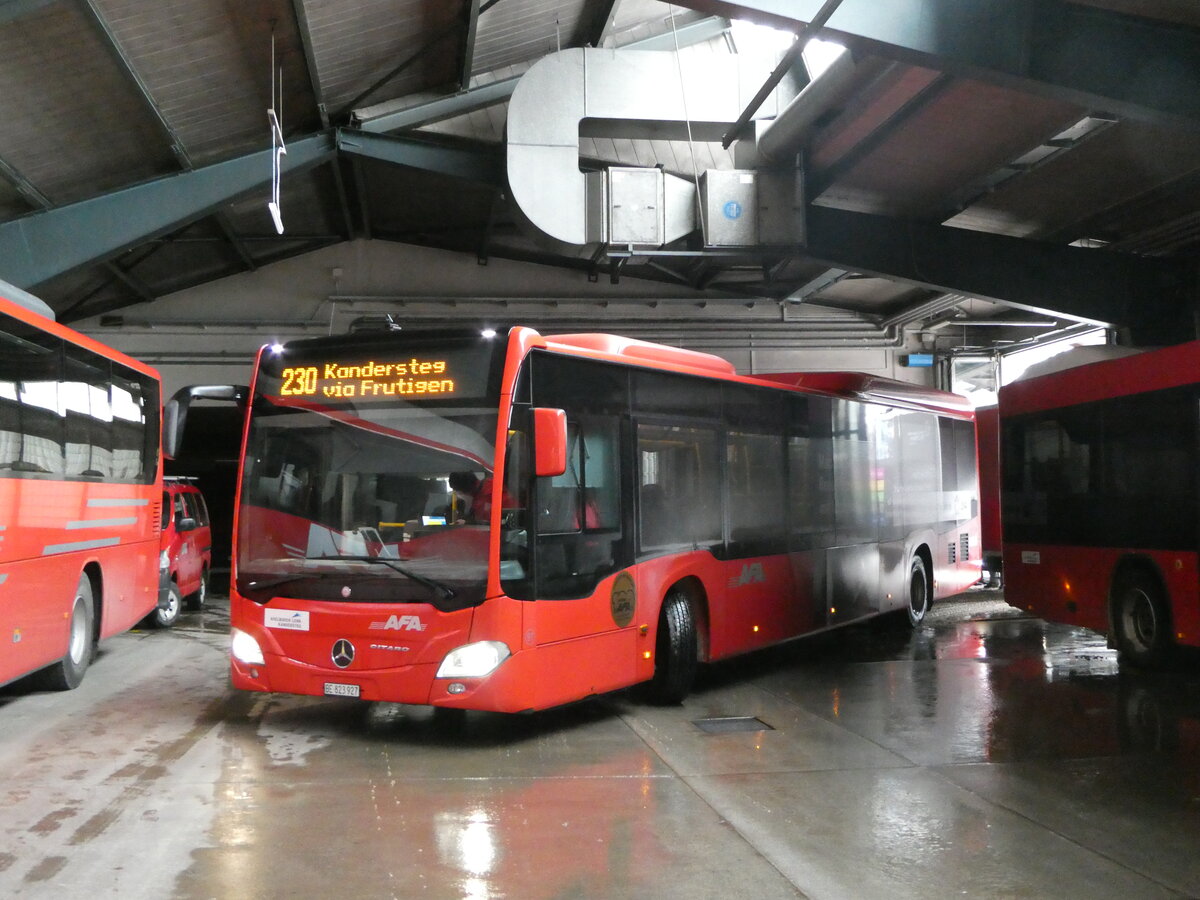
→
(728, 562, 765, 589)
(610, 571, 636, 628)
(369, 614, 427, 632)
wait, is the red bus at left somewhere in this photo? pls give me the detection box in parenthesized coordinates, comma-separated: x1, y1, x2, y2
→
(0, 286, 165, 690)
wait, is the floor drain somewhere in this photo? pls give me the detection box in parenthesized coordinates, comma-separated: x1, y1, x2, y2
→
(693, 716, 774, 734)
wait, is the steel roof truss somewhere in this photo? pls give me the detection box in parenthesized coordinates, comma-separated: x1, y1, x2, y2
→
(0, 132, 336, 289)
(679, 0, 1200, 126)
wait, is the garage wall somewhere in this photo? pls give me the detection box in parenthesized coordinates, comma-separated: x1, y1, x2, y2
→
(74, 240, 930, 400)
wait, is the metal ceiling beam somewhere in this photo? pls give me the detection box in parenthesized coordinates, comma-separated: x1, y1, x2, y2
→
(354, 16, 732, 133)
(0, 132, 336, 289)
(334, 0, 506, 121)
(803, 205, 1196, 339)
(289, 0, 355, 240)
(78, 0, 257, 273)
(291, 0, 330, 127)
(0, 148, 157, 302)
(720, 0, 843, 148)
(676, 0, 1200, 127)
(458, 0, 481, 90)
(335, 129, 504, 186)
(577, 0, 619, 48)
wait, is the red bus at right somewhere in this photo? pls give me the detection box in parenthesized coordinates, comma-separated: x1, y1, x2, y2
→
(998, 340, 1200, 667)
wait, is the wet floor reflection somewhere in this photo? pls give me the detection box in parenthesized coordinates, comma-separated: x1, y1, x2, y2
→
(692, 590, 1200, 769)
(177, 692, 799, 900)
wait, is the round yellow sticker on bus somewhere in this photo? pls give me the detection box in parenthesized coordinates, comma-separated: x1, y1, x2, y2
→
(611, 571, 636, 628)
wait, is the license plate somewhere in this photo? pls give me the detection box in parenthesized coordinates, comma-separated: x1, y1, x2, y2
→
(324, 682, 361, 698)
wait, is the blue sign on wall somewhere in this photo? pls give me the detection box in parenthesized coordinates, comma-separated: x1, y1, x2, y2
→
(723, 201, 742, 220)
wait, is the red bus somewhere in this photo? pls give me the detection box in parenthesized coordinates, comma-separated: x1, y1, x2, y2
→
(186, 326, 980, 712)
(0, 287, 165, 691)
(975, 404, 1002, 586)
(999, 340, 1200, 666)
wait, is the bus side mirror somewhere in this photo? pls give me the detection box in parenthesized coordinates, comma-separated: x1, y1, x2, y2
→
(533, 407, 567, 477)
(164, 384, 247, 459)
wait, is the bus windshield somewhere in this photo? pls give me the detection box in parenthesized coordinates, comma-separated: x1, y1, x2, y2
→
(235, 333, 508, 610)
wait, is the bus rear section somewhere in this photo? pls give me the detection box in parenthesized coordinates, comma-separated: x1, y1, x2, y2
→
(223, 326, 980, 713)
(999, 341, 1200, 666)
(0, 289, 163, 690)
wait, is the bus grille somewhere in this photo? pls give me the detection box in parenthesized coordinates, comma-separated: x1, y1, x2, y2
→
(948, 541, 957, 564)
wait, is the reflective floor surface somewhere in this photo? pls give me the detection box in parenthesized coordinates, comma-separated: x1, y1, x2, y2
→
(2, 586, 1199, 899)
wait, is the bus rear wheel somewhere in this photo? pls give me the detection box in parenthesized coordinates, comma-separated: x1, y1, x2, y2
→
(38, 575, 95, 691)
(907, 555, 930, 627)
(647, 589, 697, 704)
(1114, 570, 1172, 667)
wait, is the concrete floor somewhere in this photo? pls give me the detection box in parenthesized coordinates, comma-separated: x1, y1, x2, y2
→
(2, 586, 1199, 900)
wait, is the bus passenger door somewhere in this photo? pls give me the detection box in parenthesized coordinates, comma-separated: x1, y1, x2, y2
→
(526, 414, 635, 700)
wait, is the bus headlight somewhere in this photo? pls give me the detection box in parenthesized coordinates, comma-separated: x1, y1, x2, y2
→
(436, 641, 510, 679)
(231, 628, 265, 666)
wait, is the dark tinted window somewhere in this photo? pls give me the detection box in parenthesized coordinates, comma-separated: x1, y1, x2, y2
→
(634, 369, 720, 418)
(531, 353, 629, 414)
(1002, 386, 1198, 548)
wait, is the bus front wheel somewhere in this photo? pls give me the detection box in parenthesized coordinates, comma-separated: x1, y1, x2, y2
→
(647, 589, 697, 704)
(907, 555, 930, 627)
(1113, 570, 1172, 667)
(39, 575, 95, 691)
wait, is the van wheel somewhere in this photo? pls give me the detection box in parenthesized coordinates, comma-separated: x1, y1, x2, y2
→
(1114, 570, 1172, 667)
(647, 589, 697, 704)
(38, 575, 95, 691)
(186, 570, 208, 611)
(907, 555, 930, 627)
(147, 582, 182, 629)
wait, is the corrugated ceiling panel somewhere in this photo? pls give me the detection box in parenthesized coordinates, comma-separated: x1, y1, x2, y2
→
(821, 80, 1083, 220)
(608, 0, 705, 43)
(0, 3, 173, 203)
(471, 0, 588, 74)
(949, 121, 1200, 242)
(93, 0, 308, 164)
(303, 0, 464, 114)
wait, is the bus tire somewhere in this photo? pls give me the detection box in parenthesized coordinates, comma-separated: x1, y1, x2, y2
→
(1113, 569, 1172, 667)
(186, 569, 208, 611)
(648, 589, 697, 704)
(147, 582, 182, 629)
(39, 575, 95, 691)
(907, 554, 930, 627)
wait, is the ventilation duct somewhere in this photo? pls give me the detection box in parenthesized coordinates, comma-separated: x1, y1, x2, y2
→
(506, 48, 786, 252)
(506, 47, 864, 255)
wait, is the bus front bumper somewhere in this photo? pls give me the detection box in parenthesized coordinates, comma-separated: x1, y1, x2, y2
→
(229, 643, 540, 713)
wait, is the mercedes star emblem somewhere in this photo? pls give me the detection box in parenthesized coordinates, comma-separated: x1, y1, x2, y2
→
(331, 639, 355, 669)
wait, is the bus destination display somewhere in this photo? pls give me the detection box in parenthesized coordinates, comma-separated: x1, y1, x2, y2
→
(278, 357, 461, 400)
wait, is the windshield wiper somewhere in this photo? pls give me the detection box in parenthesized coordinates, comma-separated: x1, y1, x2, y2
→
(244, 574, 321, 591)
(310, 555, 457, 601)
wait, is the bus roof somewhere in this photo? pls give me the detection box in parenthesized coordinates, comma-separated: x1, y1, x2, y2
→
(0, 288, 160, 382)
(1000, 339, 1200, 416)
(0, 279, 55, 321)
(532, 329, 972, 417)
(755, 371, 974, 415)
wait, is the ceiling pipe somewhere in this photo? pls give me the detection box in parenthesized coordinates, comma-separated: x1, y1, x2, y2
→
(755, 49, 862, 164)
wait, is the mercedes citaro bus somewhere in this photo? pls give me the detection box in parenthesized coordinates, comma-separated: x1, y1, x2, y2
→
(170, 326, 981, 712)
